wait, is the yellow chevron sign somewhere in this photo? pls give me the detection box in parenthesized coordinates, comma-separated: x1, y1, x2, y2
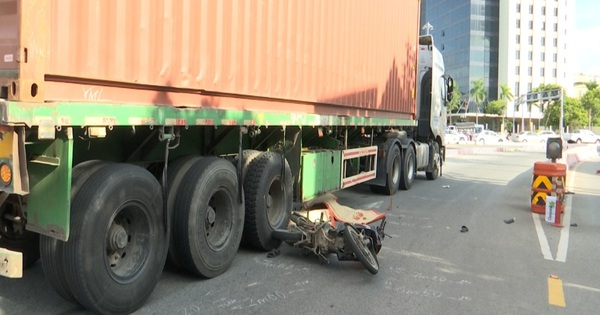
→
(532, 191, 547, 205)
(533, 175, 552, 190)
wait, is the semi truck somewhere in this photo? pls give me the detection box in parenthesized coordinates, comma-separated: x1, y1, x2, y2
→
(0, 1, 453, 314)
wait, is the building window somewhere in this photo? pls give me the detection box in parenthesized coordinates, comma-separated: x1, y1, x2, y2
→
(553, 53, 558, 62)
(554, 23, 558, 31)
(516, 50, 520, 59)
(516, 34, 520, 43)
(517, 3, 521, 12)
(541, 53, 545, 61)
(529, 5, 534, 14)
(540, 68, 545, 76)
(552, 69, 557, 77)
(554, 8, 558, 16)
(541, 6, 546, 15)
(528, 83, 532, 92)
(516, 19, 521, 28)
(542, 22, 546, 30)
(529, 21, 534, 29)
(529, 36, 533, 45)
(528, 67, 533, 75)
(528, 51, 533, 60)
(515, 66, 520, 74)
(553, 38, 558, 47)
(541, 37, 545, 45)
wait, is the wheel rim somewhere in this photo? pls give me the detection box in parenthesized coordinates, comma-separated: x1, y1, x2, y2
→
(392, 155, 401, 185)
(204, 189, 235, 251)
(267, 177, 287, 228)
(347, 227, 378, 269)
(407, 154, 415, 181)
(105, 201, 151, 284)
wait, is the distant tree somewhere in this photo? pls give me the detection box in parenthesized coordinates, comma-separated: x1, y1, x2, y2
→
(485, 100, 507, 116)
(584, 81, 598, 91)
(498, 83, 514, 132)
(542, 96, 587, 130)
(499, 84, 514, 102)
(469, 78, 486, 124)
(580, 86, 600, 128)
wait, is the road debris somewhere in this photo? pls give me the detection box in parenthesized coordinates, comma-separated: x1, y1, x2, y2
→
(570, 223, 578, 227)
(460, 226, 469, 233)
(267, 248, 280, 258)
(504, 218, 515, 224)
(442, 185, 450, 189)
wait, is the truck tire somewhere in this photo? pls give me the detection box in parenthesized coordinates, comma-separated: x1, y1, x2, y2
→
(399, 145, 416, 190)
(173, 157, 244, 278)
(63, 163, 167, 315)
(244, 152, 293, 251)
(164, 155, 202, 270)
(233, 149, 262, 181)
(426, 142, 441, 180)
(40, 160, 111, 305)
(370, 144, 401, 195)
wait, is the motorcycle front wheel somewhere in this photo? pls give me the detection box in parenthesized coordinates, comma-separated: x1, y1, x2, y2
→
(343, 224, 379, 274)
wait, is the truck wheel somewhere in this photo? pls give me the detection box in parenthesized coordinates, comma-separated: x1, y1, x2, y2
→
(399, 145, 416, 190)
(370, 144, 401, 195)
(165, 155, 202, 270)
(63, 163, 167, 315)
(426, 143, 440, 180)
(233, 149, 262, 180)
(173, 157, 243, 278)
(244, 152, 293, 251)
(41, 160, 110, 304)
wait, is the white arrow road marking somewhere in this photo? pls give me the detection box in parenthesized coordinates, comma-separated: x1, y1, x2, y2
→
(533, 162, 578, 262)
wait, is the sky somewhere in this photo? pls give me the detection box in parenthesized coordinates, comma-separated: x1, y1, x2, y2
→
(574, 0, 600, 75)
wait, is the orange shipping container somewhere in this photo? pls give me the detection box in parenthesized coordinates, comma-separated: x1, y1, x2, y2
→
(1, 0, 420, 119)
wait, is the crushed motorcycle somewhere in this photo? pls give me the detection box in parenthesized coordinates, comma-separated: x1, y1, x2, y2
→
(271, 193, 386, 274)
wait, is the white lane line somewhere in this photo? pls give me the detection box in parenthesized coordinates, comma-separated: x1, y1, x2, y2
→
(563, 282, 600, 292)
(556, 162, 578, 262)
(533, 212, 554, 260)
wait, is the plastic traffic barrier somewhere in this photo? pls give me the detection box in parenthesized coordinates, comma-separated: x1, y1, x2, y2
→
(531, 162, 566, 215)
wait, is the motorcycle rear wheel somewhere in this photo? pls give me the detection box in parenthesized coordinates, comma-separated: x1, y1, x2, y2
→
(343, 224, 379, 274)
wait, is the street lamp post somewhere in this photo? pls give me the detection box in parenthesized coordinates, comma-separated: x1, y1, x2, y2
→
(559, 89, 564, 138)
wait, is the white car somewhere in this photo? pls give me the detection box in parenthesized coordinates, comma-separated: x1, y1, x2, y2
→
(474, 130, 504, 144)
(511, 131, 539, 143)
(563, 129, 600, 144)
(444, 130, 468, 144)
(536, 130, 558, 143)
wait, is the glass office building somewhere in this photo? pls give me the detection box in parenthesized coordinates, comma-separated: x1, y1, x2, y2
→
(421, 0, 499, 114)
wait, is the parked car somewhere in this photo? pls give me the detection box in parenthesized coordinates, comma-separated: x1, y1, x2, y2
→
(536, 130, 558, 143)
(474, 130, 504, 144)
(444, 130, 467, 144)
(563, 129, 600, 144)
(511, 131, 539, 143)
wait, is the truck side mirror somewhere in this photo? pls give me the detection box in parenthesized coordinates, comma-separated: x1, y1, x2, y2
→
(446, 76, 454, 102)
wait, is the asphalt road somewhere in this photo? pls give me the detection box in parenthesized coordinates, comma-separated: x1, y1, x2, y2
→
(1, 148, 599, 315)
